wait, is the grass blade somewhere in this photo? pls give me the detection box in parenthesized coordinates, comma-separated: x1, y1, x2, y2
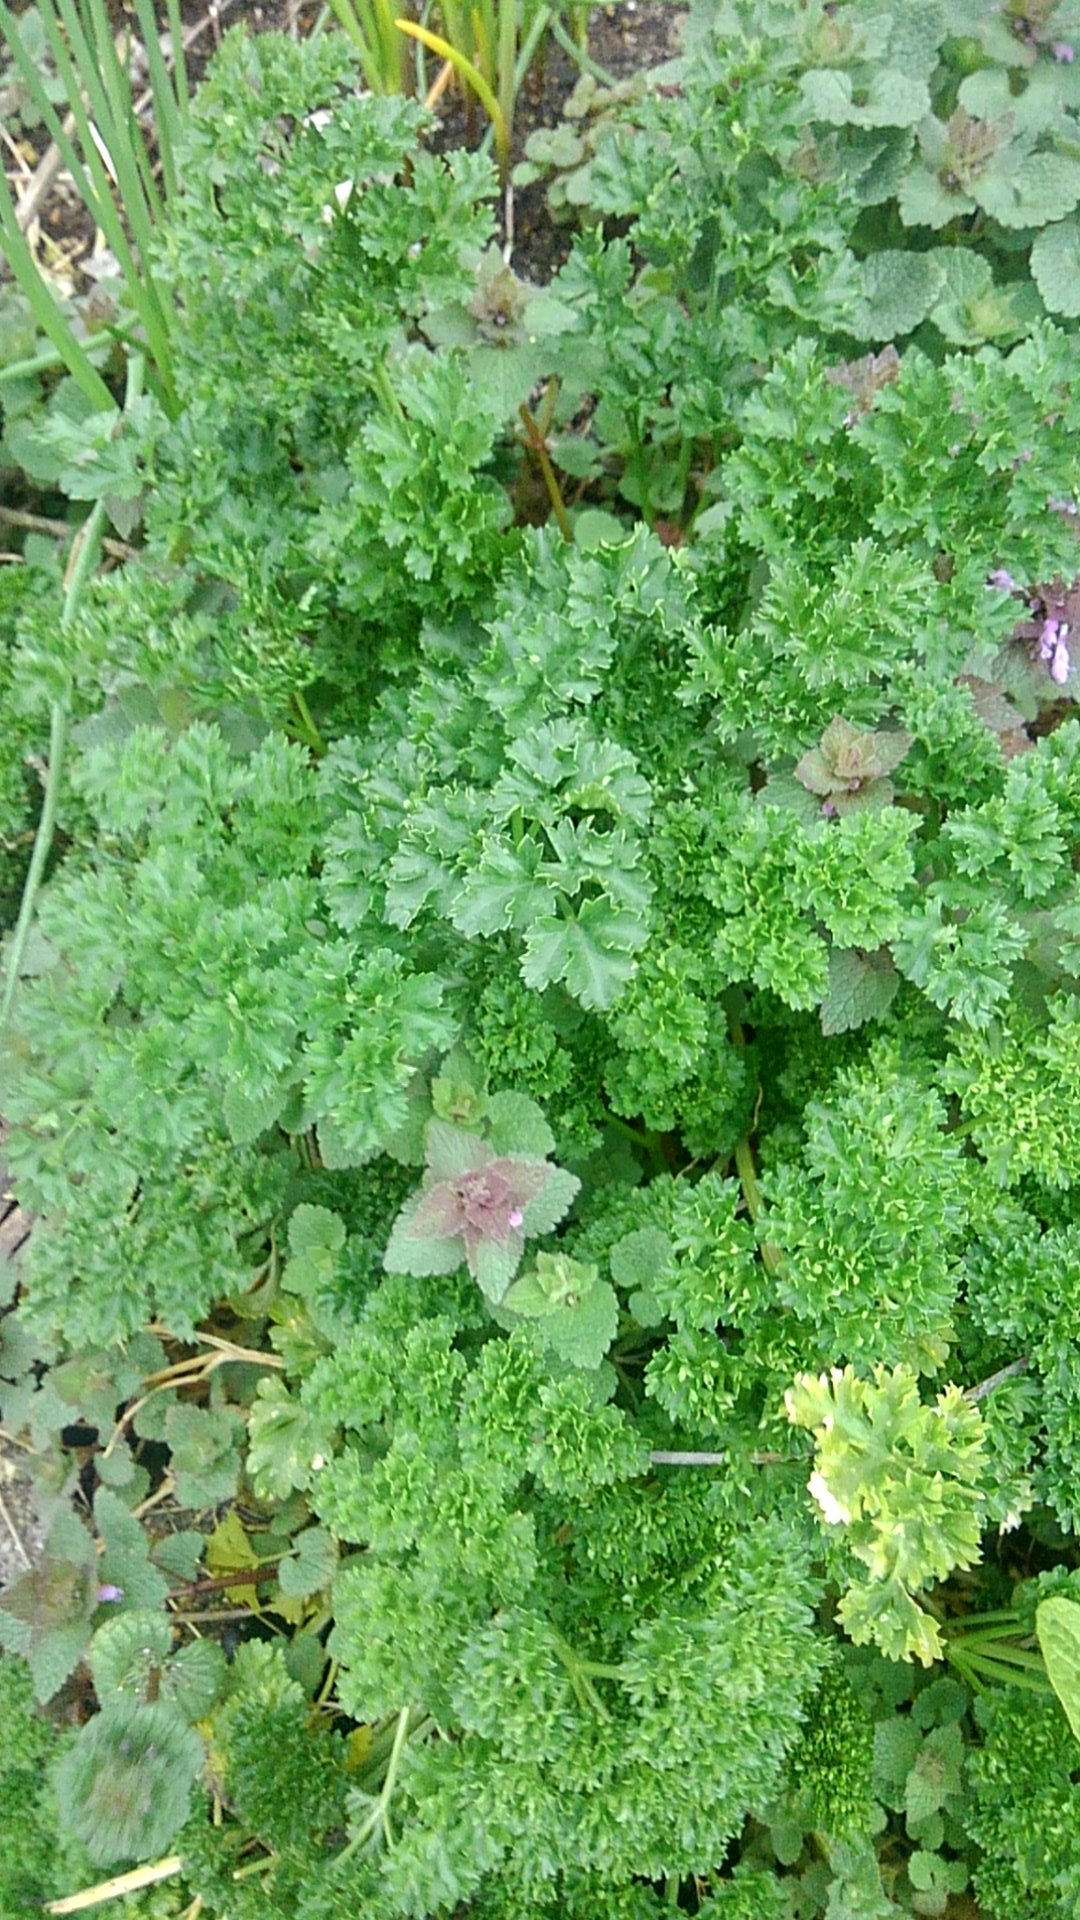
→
(396, 17, 508, 171)
(0, 179, 114, 410)
(132, 0, 187, 200)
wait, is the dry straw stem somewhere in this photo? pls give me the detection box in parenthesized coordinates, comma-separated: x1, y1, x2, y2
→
(44, 1855, 184, 1915)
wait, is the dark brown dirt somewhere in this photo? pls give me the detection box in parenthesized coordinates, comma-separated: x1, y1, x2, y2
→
(2, 2, 684, 296)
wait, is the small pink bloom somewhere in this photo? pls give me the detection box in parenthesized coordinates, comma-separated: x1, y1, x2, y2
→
(1052, 41, 1076, 62)
(97, 1584, 124, 1604)
(988, 569, 1018, 592)
(508, 1209, 524, 1229)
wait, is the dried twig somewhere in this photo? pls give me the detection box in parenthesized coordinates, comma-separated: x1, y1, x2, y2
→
(0, 1481, 32, 1570)
(0, 505, 136, 562)
(966, 1356, 1030, 1404)
(44, 1855, 183, 1915)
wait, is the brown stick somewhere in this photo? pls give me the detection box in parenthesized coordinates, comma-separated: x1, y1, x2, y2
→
(518, 403, 573, 542)
(0, 505, 136, 562)
(167, 1562, 281, 1599)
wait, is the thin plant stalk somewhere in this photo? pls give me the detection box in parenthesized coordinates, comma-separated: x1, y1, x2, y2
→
(0, 354, 145, 1032)
(0, 186, 113, 409)
(396, 16, 509, 173)
(131, 0, 189, 200)
(325, 0, 411, 90)
(0, 0, 179, 406)
(549, 11, 615, 84)
(497, 0, 517, 151)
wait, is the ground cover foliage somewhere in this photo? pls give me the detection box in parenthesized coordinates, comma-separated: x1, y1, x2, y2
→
(9, 0, 1080, 1913)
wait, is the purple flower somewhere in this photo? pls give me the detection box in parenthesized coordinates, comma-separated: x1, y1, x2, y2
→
(1052, 41, 1076, 62)
(96, 1584, 124, 1604)
(1049, 498, 1079, 517)
(1038, 617, 1073, 684)
(1039, 616, 1063, 659)
(408, 1157, 550, 1266)
(988, 569, 1018, 592)
(384, 1121, 581, 1304)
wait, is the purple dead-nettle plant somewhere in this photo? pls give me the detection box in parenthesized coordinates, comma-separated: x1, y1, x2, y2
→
(1015, 575, 1080, 688)
(383, 1120, 580, 1304)
(825, 345, 900, 427)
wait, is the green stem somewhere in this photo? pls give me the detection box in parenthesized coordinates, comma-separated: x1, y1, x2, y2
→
(602, 1110, 668, 1175)
(729, 1016, 782, 1275)
(338, 1705, 416, 1859)
(371, 356, 404, 419)
(1, 354, 144, 1031)
(0, 698, 72, 1030)
(732, 1132, 782, 1275)
(548, 12, 616, 85)
(631, 436, 653, 529)
(291, 690, 327, 757)
(519, 402, 573, 541)
(0, 346, 90, 386)
(231, 1853, 278, 1880)
(579, 1658, 626, 1681)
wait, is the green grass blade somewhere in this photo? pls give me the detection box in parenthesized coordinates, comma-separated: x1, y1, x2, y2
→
(0, 179, 114, 410)
(87, 0, 164, 223)
(50, 0, 161, 233)
(132, 0, 186, 201)
(164, 0, 189, 109)
(397, 17, 508, 168)
(497, 0, 517, 147)
(323, 0, 387, 88)
(35, 0, 176, 396)
(0, 0, 108, 225)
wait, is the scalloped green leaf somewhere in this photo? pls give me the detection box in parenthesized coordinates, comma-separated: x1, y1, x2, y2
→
(1031, 216, 1080, 316)
(857, 249, 945, 340)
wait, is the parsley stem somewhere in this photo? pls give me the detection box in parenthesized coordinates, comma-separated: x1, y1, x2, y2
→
(291, 689, 327, 757)
(518, 402, 573, 541)
(2, 352, 145, 1030)
(338, 1703, 413, 1859)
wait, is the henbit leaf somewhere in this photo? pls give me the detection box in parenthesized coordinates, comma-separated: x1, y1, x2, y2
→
(1031, 216, 1080, 317)
(857, 249, 944, 340)
(486, 1090, 556, 1157)
(222, 1080, 285, 1146)
(90, 1610, 172, 1705)
(501, 1251, 600, 1317)
(424, 1120, 494, 1183)
(821, 947, 901, 1036)
(800, 67, 930, 129)
(151, 1531, 205, 1582)
(898, 164, 975, 230)
(532, 1280, 619, 1370)
(1037, 1597, 1080, 1742)
(285, 1203, 347, 1299)
(96, 1489, 170, 1613)
(519, 1165, 581, 1237)
(54, 1700, 205, 1866)
(279, 1525, 340, 1599)
(978, 150, 1080, 229)
(165, 1638, 228, 1721)
(382, 1204, 464, 1278)
(472, 1231, 525, 1304)
(289, 1204, 347, 1259)
(610, 1226, 676, 1292)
